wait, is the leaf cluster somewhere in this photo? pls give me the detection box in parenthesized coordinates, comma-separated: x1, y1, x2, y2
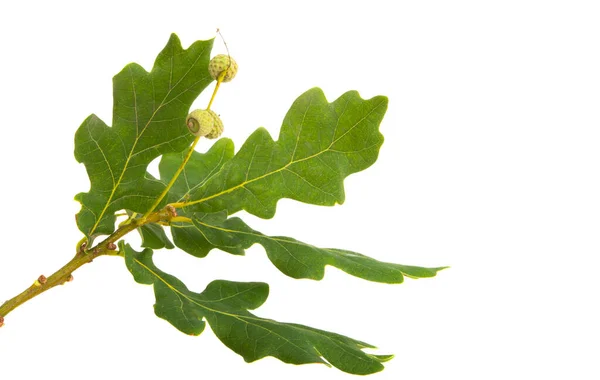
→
(73, 34, 445, 375)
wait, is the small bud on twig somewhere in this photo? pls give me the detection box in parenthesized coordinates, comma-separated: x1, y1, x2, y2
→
(166, 205, 177, 218)
(38, 275, 47, 285)
(0, 315, 4, 328)
(157, 204, 178, 224)
(107, 242, 117, 250)
(62, 274, 74, 285)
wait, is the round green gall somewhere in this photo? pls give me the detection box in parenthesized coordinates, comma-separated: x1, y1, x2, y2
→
(205, 110, 224, 139)
(208, 54, 238, 82)
(186, 109, 215, 137)
(186, 109, 224, 139)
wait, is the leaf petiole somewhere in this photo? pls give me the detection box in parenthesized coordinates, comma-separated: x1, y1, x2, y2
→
(170, 216, 192, 224)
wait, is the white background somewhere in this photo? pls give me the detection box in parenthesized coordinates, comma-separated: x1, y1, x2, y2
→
(0, 1, 599, 379)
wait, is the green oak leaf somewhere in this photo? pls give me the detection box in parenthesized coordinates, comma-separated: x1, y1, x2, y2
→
(74, 34, 214, 240)
(171, 211, 446, 282)
(159, 137, 444, 282)
(177, 88, 387, 217)
(123, 243, 394, 375)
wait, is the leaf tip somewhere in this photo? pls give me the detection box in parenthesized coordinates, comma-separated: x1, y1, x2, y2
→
(369, 353, 395, 363)
(377, 94, 389, 104)
(166, 32, 182, 48)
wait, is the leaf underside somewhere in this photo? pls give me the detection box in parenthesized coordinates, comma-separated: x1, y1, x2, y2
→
(123, 243, 392, 375)
(74, 34, 214, 241)
(159, 137, 446, 283)
(183, 211, 445, 282)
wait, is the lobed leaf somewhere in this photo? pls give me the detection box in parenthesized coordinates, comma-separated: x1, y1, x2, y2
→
(171, 212, 446, 282)
(176, 88, 388, 218)
(123, 243, 392, 375)
(74, 34, 214, 240)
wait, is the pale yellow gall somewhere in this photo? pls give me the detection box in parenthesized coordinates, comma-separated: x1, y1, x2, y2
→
(208, 54, 238, 82)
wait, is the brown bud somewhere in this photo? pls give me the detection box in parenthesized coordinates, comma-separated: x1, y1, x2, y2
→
(77, 241, 87, 256)
(0, 315, 4, 328)
(107, 242, 117, 250)
(166, 205, 177, 218)
(38, 275, 47, 285)
(61, 274, 74, 285)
